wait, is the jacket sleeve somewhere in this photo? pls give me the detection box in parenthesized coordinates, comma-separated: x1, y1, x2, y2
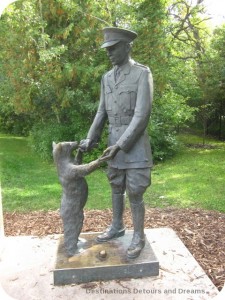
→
(116, 68, 153, 152)
(87, 77, 108, 143)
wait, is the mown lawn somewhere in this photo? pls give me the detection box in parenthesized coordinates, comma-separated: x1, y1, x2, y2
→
(0, 133, 110, 211)
(0, 133, 225, 212)
(145, 134, 225, 212)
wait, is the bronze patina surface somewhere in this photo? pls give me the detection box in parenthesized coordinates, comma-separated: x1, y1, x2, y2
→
(54, 231, 159, 285)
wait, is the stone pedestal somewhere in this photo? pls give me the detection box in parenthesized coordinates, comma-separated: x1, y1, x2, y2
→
(53, 231, 159, 285)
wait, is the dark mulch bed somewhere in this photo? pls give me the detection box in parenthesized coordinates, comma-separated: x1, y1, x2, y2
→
(186, 143, 218, 149)
(3, 208, 225, 291)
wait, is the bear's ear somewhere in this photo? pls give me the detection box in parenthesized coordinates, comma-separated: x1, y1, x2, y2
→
(52, 141, 57, 149)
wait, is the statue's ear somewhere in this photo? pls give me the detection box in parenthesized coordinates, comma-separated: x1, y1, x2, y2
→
(52, 141, 56, 149)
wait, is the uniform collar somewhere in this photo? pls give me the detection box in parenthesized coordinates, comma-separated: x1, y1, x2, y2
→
(108, 59, 134, 81)
(115, 59, 134, 74)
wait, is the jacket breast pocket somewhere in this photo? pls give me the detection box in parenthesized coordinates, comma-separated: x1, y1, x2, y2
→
(105, 86, 112, 111)
(119, 85, 137, 111)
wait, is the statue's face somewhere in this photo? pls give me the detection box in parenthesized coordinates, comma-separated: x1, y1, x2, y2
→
(106, 41, 130, 66)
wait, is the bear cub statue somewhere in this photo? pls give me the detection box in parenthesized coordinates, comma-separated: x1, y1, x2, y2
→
(53, 141, 103, 257)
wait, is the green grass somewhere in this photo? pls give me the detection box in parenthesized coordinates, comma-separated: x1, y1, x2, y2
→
(0, 133, 225, 213)
(145, 134, 225, 212)
(0, 134, 60, 211)
(0, 133, 111, 212)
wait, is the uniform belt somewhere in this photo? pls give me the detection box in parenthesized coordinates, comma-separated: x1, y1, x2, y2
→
(108, 116, 133, 127)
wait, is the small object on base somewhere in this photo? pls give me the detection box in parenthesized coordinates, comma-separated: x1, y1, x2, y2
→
(99, 250, 107, 259)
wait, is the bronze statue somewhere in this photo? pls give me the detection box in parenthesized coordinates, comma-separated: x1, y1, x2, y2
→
(80, 27, 153, 258)
(52, 141, 103, 257)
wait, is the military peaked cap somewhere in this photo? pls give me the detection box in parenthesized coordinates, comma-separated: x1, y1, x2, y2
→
(101, 27, 137, 48)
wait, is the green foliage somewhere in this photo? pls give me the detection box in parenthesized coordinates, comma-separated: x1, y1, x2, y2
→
(29, 117, 87, 161)
(150, 87, 195, 160)
(132, 0, 170, 92)
(29, 119, 108, 162)
(197, 25, 225, 140)
(1, 0, 223, 161)
(30, 122, 72, 161)
(0, 110, 33, 136)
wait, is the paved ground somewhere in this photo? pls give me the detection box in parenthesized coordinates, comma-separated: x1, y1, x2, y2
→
(0, 228, 224, 300)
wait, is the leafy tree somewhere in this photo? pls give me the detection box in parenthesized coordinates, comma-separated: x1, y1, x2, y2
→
(131, 0, 196, 158)
(199, 25, 225, 140)
(166, 0, 220, 143)
(0, 0, 198, 160)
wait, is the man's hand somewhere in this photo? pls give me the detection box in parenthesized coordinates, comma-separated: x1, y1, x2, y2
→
(79, 139, 92, 152)
(100, 144, 120, 161)
(79, 139, 99, 152)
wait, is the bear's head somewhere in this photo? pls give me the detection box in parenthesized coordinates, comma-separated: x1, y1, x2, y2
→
(52, 141, 79, 162)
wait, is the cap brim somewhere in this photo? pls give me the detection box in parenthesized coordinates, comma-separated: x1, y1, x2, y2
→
(101, 40, 120, 48)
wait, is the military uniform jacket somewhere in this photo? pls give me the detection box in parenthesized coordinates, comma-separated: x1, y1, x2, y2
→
(87, 59, 153, 169)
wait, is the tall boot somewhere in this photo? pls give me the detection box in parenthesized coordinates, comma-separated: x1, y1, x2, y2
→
(97, 193, 125, 242)
(126, 200, 145, 259)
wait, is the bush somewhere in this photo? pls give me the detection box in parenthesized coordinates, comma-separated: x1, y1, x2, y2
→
(149, 88, 195, 161)
(150, 121, 179, 161)
(29, 121, 108, 161)
(30, 122, 82, 161)
(0, 111, 33, 136)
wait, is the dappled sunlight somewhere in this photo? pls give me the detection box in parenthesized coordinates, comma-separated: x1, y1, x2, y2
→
(4, 188, 39, 197)
(170, 173, 190, 179)
(41, 184, 61, 191)
(147, 145, 225, 211)
(3, 183, 60, 198)
(0, 134, 26, 140)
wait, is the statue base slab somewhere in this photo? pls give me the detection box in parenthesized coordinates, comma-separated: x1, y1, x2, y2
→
(53, 231, 159, 285)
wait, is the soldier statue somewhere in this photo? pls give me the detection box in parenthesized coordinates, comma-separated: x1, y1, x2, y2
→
(80, 27, 153, 259)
